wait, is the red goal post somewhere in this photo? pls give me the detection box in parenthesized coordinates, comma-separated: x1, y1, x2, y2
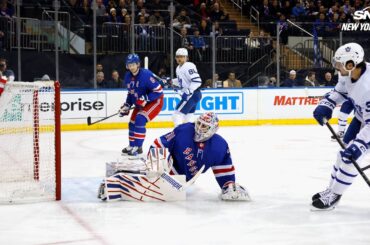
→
(0, 81, 61, 203)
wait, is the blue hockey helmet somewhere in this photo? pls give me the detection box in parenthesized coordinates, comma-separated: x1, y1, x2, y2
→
(125, 53, 140, 66)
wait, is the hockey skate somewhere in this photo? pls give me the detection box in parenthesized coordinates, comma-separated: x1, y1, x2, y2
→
(122, 146, 143, 159)
(311, 188, 331, 201)
(97, 182, 107, 200)
(311, 192, 341, 211)
(331, 131, 344, 141)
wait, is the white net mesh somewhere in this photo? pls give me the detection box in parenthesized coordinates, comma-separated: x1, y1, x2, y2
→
(0, 81, 58, 203)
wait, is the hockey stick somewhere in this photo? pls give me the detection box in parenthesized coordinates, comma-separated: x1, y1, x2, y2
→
(115, 165, 205, 191)
(324, 118, 370, 187)
(87, 112, 119, 126)
(87, 107, 134, 126)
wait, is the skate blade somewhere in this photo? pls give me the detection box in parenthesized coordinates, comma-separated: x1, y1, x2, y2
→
(310, 204, 336, 212)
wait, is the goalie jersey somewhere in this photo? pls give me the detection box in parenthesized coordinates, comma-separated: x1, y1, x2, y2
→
(124, 68, 163, 106)
(152, 123, 235, 188)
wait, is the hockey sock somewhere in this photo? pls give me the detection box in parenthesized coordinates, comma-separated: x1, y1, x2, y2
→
(329, 152, 342, 188)
(133, 114, 147, 147)
(332, 162, 358, 195)
(129, 121, 135, 147)
(337, 111, 349, 133)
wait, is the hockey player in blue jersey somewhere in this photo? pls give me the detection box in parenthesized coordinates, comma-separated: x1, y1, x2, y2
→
(151, 112, 250, 200)
(312, 42, 370, 210)
(119, 53, 164, 156)
(171, 48, 203, 127)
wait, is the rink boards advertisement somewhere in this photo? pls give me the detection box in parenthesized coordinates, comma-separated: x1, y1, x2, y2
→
(58, 88, 342, 130)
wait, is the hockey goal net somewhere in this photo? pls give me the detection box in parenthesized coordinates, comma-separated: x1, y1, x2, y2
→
(0, 81, 61, 203)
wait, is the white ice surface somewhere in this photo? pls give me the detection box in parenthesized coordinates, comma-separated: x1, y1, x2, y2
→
(1, 125, 370, 245)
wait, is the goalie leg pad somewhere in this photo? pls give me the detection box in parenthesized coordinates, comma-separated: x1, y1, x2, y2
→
(101, 173, 186, 202)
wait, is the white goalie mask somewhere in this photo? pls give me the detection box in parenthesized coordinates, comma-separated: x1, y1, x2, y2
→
(332, 42, 364, 73)
(194, 112, 219, 142)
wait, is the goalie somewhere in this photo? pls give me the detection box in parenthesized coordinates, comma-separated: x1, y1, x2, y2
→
(98, 112, 251, 202)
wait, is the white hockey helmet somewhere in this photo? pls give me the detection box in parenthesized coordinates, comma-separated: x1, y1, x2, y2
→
(176, 48, 188, 57)
(332, 42, 364, 71)
(194, 112, 219, 142)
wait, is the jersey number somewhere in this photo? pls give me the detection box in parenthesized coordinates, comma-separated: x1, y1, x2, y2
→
(188, 69, 196, 75)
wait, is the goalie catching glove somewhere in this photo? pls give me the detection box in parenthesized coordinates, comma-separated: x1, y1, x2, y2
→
(221, 182, 251, 201)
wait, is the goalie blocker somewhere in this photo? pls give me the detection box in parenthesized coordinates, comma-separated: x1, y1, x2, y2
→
(98, 112, 251, 202)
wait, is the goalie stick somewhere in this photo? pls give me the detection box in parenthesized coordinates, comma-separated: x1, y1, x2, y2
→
(324, 118, 370, 188)
(115, 165, 205, 192)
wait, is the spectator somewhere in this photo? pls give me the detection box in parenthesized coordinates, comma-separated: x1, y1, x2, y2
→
(92, 0, 107, 17)
(120, 8, 129, 21)
(205, 73, 223, 88)
(0, 58, 14, 82)
(198, 3, 210, 21)
(223, 72, 242, 88)
(178, 27, 193, 50)
(108, 8, 121, 23)
(322, 72, 336, 86)
(96, 71, 106, 88)
(198, 19, 211, 35)
(0, 1, 14, 19)
(97, 63, 104, 73)
(137, 7, 150, 21)
(118, 0, 129, 12)
(105, 70, 124, 88)
(148, 10, 164, 25)
(281, 0, 292, 19)
(135, 16, 152, 50)
(291, 1, 305, 17)
(173, 9, 192, 30)
(190, 28, 207, 62)
(210, 21, 223, 37)
(257, 29, 272, 51)
(281, 70, 298, 87)
(210, 3, 228, 22)
(304, 71, 319, 87)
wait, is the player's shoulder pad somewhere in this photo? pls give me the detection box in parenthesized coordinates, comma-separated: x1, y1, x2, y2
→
(174, 122, 195, 135)
(210, 134, 228, 147)
(185, 62, 196, 69)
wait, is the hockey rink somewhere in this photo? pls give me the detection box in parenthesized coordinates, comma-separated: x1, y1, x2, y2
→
(1, 124, 370, 245)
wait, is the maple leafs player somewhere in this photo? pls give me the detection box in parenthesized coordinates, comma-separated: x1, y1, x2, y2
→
(312, 42, 370, 210)
(172, 48, 202, 127)
(119, 54, 164, 156)
(152, 112, 251, 201)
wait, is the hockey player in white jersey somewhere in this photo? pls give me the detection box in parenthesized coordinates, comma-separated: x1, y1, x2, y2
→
(312, 42, 370, 210)
(172, 48, 202, 127)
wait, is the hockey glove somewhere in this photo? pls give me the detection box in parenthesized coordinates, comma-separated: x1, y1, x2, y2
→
(340, 139, 368, 164)
(136, 95, 148, 108)
(221, 182, 251, 201)
(313, 96, 336, 125)
(118, 103, 131, 117)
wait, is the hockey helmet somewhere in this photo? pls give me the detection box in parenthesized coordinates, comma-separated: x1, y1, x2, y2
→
(332, 43, 364, 71)
(176, 48, 188, 57)
(194, 112, 219, 142)
(125, 53, 140, 66)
